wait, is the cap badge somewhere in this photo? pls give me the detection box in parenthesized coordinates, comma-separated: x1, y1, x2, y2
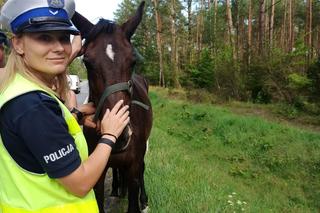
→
(49, 10, 59, 15)
(47, 0, 64, 8)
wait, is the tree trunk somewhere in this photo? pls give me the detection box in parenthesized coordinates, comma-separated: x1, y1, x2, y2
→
(247, 0, 252, 67)
(213, 0, 220, 90)
(187, 0, 192, 63)
(196, 0, 204, 55)
(258, 0, 266, 56)
(269, 0, 275, 50)
(170, 0, 181, 88)
(264, 0, 269, 47)
(305, 0, 312, 67)
(280, 0, 286, 50)
(238, 1, 245, 62)
(291, 0, 295, 52)
(207, 0, 213, 51)
(234, 0, 239, 60)
(152, 0, 165, 86)
(226, 0, 236, 60)
(213, 0, 218, 55)
(288, 0, 293, 52)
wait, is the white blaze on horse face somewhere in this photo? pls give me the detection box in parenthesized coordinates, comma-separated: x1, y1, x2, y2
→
(106, 44, 115, 62)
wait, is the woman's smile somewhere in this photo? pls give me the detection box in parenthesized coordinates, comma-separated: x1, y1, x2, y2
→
(47, 57, 67, 63)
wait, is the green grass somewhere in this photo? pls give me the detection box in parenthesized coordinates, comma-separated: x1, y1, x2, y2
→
(144, 87, 320, 212)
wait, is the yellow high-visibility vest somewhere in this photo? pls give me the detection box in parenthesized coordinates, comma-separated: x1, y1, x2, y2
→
(0, 74, 98, 212)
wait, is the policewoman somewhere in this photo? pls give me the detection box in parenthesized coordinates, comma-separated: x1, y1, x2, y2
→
(0, 0, 129, 212)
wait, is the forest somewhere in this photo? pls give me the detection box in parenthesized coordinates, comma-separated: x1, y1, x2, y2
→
(112, 0, 320, 116)
(1, 0, 320, 115)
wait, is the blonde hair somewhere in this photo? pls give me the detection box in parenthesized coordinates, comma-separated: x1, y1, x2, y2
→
(0, 36, 69, 101)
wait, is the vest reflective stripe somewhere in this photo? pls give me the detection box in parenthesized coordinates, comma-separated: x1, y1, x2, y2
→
(0, 74, 98, 212)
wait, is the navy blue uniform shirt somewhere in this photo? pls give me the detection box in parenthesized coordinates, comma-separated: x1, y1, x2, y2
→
(0, 91, 81, 178)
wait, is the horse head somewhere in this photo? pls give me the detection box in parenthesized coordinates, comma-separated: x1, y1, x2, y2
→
(72, 2, 145, 119)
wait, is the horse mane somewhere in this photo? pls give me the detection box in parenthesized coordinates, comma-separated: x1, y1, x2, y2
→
(85, 19, 116, 45)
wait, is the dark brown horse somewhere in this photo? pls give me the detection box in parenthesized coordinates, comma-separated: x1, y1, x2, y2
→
(72, 2, 152, 212)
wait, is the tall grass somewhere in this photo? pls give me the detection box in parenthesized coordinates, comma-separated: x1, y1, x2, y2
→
(144, 88, 320, 212)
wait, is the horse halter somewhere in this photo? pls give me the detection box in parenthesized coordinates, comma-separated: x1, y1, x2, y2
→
(93, 79, 150, 122)
(94, 81, 130, 122)
(93, 48, 150, 122)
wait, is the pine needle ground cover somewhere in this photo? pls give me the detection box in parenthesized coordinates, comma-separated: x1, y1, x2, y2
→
(144, 87, 320, 212)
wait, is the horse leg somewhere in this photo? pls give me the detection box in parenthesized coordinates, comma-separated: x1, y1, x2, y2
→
(111, 168, 119, 197)
(111, 167, 128, 198)
(94, 169, 107, 213)
(127, 165, 141, 213)
(119, 168, 127, 198)
(139, 161, 148, 212)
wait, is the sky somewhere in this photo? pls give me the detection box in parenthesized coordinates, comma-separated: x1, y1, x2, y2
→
(75, 0, 123, 23)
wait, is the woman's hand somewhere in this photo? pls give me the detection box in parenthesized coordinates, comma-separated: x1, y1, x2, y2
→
(77, 102, 96, 128)
(100, 100, 130, 139)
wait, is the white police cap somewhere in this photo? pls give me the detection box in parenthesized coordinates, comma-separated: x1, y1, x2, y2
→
(0, 0, 79, 34)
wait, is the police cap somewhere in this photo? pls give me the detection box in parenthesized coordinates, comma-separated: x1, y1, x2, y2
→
(0, 0, 79, 35)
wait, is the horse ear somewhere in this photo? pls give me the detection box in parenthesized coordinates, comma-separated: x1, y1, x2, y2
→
(72, 11, 94, 39)
(121, 1, 145, 40)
